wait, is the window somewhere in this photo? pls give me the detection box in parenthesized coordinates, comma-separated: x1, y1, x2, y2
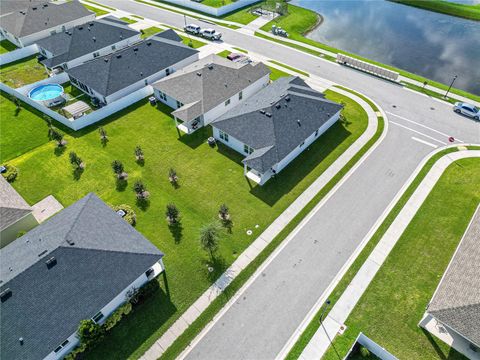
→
(219, 131, 229, 142)
(166, 68, 171, 76)
(92, 311, 104, 323)
(54, 346, 63, 353)
(176, 100, 183, 108)
(243, 144, 253, 154)
(158, 91, 167, 101)
(63, 63, 68, 70)
(111, 45, 116, 50)
(61, 340, 69, 347)
(144, 79, 148, 85)
(299, 141, 305, 147)
(314, 130, 319, 137)
(54, 339, 69, 353)
(238, 91, 243, 100)
(145, 268, 154, 277)
(225, 99, 231, 106)
(93, 52, 99, 58)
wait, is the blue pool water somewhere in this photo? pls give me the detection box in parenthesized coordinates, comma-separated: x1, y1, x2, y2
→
(28, 84, 64, 101)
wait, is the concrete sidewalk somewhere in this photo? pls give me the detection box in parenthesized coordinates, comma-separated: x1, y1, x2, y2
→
(299, 147, 480, 360)
(140, 84, 382, 360)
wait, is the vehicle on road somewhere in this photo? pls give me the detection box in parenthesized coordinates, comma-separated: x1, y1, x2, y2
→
(200, 28, 222, 41)
(453, 102, 479, 120)
(184, 24, 201, 35)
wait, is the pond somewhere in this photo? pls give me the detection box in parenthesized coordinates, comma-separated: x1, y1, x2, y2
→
(292, 0, 480, 95)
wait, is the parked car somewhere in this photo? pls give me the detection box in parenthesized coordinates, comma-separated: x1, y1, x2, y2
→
(200, 28, 222, 41)
(453, 102, 479, 120)
(184, 24, 201, 35)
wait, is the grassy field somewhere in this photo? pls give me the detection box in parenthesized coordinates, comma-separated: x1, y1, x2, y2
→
(391, 0, 480, 20)
(0, 40, 17, 54)
(0, 56, 49, 88)
(2, 86, 367, 359)
(0, 93, 50, 162)
(83, 4, 109, 16)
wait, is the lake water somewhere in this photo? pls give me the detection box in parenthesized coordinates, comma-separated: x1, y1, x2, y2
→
(291, 0, 480, 95)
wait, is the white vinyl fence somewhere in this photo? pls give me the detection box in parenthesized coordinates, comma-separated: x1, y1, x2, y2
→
(0, 44, 39, 66)
(336, 54, 399, 82)
(344, 333, 398, 360)
(161, 0, 260, 16)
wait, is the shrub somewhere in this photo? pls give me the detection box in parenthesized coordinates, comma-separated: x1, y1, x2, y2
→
(166, 203, 180, 224)
(2, 165, 18, 182)
(103, 302, 132, 331)
(69, 151, 85, 169)
(168, 168, 178, 184)
(133, 180, 149, 199)
(109, 204, 136, 226)
(200, 221, 222, 260)
(77, 319, 105, 346)
(218, 204, 230, 220)
(111, 160, 128, 180)
(134, 145, 144, 161)
(359, 346, 371, 358)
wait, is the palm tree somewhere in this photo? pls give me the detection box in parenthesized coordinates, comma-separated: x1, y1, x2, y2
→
(98, 127, 108, 141)
(218, 204, 230, 220)
(168, 168, 178, 184)
(133, 180, 149, 199)
(200, 222, 222, 260)
(69, 151, 84, 169)
(165, 203, 180, 224)
(111, 160, 127, 180)
(134, 145, 144, 161)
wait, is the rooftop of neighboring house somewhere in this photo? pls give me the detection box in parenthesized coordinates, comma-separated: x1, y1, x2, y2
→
(37, 17, 140, 69)
(0, 176, 32, 231)
(212, 76, 343, 173)
(153, 54, 270, 123)
(66, 31, 198, 98)
(0, 0, 93, 38)
(428, 205, 480, 347)
(0, 193, 164, 360)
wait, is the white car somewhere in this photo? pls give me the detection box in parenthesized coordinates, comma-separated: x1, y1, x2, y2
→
(184, 24, 201, 35)
(453, 102, 479, 120)
(200, 28, 222, 41)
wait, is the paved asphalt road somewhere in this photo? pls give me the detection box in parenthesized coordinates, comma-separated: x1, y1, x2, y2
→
(98, 2, 480, 359)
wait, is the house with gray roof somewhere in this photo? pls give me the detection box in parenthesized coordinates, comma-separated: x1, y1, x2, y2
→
(211, 76, 343, 185)
(421, 205, 480, 358)
(0, 193, 165, 360)
(66, 32, 199, 104)
(0, 176, 37, 248)
(0, 0, 95, 47)
(36, 17, 140, 71)
(153, 54, 270, 134)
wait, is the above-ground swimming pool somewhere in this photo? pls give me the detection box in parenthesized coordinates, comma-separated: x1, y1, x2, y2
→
(28, 84, 65, 107)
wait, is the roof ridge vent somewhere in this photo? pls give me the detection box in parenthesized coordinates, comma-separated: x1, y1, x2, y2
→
(208, 64, 214, 70)
(297, 119, 301, 126)
(104, 58, 109, 62)
(92, 36, 96, 42)
(146, 41, 152, 46)
(116, 54, 122, 59)
(45, 256, 57, 269)
(260, 109, 265, 114)
(133, 47, 139, 52)
(265, 112, 272, 117)
(79, 26, 83, 30)
(285, 96, 291, 102)
(196, 72, 202, 76)
(0, 288, 12, 302)
(275, 103, 281, 109)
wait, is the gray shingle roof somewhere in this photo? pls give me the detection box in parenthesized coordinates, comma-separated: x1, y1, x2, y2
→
(0, 176, 32, 231)
(37, 18, 139, 69)
(213, 76, 343, 173)
(428, 205, 480, 346)
(154, 28, 182, 42)
(0, 1, 93, 38)
(66, 32, 198, 97)
(153, 54, 270, 122)
(0, 193, 164, 360)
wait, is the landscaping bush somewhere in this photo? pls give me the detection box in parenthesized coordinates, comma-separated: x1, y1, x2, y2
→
(2, 164, 18, 182)
(103, 302, 132, 331)
(109, 204, 136, 226)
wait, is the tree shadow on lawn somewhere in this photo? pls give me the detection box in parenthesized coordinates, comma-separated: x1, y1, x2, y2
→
(85, 277, 177, 360)
(115, 178, 128, 192)
(420, 328, 466, 360)
(202, 256, 229, 284)
(178, 126, 210, 149)
(168, 221, 183, 244)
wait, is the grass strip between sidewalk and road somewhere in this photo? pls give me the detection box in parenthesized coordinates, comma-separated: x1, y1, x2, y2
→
(268, 60, 310, 77)
(390, 0, 480, 21)
(285, 145, 480, 360)
(401, 81, 457, 104)
(83, 0, 116, 11)
(83, 4, 109, 16)
(159, 94, 385, 360)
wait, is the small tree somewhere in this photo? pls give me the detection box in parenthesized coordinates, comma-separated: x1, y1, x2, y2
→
(218, 204, 230, 220)
(165, 203, 180, 224)
(134, 145, 144, 161)
(111, 160, 128, 180)
(77, 319, 104, 346)
(168, 168, 178, 185)
(69, 151, 84, 169)
(133, 180, 149, 199)
(49, 127, 67, 147)
(200, 221, 221, 261)
(98, 126, 108, 141)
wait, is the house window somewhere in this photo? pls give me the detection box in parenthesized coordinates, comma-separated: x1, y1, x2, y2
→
(238, 91, 243, 100)
(111, 45, 116, 50)
(243, 144, 253, 154)
(93, 52, 99, 58)
(54, 339, 70, 353)
(299, 141, 305, 147)
(144, 79, 148, 85)
(225, 99, 231, 106)
(315, 130, 319, 137)
(145, 268, 155, 277)
(63, 63, 68, 70)
(219, 130, 229, 142)
(158, 91, 167, 101)
(166, 68, 171, 76)
(92, 311, 104, 323)
(176, 100, 183, 108)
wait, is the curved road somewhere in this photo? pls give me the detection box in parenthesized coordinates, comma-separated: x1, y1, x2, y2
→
(96, 1, 480, 359)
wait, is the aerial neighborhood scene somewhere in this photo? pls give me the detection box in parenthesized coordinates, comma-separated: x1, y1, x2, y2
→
(0, 0, 478, 360)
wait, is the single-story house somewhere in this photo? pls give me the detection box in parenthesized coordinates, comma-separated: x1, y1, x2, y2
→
(65, 31, 199, 104)
(0, 176, 38, 248)
(0, 1, 95, 47)
(421, 205, 480, 359)
(153, 54, 270, 134)
(36, 17, 140, 71)
(212, 76, 343, 185)
(0, 193, 165, 360)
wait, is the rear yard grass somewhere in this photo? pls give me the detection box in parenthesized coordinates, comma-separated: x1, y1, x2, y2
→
(3, 87, 367, 359)
(0, 40, 17, 54)
(322, 157, 480, 360)
(0, 55, 49, 88)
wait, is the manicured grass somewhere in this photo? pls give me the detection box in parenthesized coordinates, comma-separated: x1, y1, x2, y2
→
(260, 4, 320, 38)
(120, 17, 138, 24)
(201, 0, 234, 8)
(401, 81, 457, 104)
(141, 26, 164, 38)
(391, 0, 480, 21)
(161, 92, 383, 360)
(83, 4, 109, 16)
(322, 156, 479, 360)
(132, 14, 145, 19)
(178, 34, 206, 49)
(0, 40, 17, 54)
(0, 92, 50, 162)
(268, 60, 309, 77)
(0, 56, 49, 88)
(83, 0, 116, 11)
(232, 47, 248, 54)
(3, 87, 367, 359)
(216, 50, 231, 58)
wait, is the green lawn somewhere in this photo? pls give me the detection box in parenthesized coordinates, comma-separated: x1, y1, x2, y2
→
(83, 0, 116, 11)
(201, 0, 234, 8)
(391, 0, 480, 21)
(321, 157, 480, 360)
(120, 17, 138, 24)
(0, 40, 17, 54)
(401, 81, 457, 104)
(0, 93, 50, 162)
(3, 86, 367, 359)
(141, 26, 164, 38)
(268, 60, 309, 77)
(0, 56, 49, 88)
(178, 34, 206, 49)
(83, 4, 109, 16)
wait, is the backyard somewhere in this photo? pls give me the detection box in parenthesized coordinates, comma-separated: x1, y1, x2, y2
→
(322, 157, 480, 360)
(0, 55, 49, 88)
(2, 85, 368, 359)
